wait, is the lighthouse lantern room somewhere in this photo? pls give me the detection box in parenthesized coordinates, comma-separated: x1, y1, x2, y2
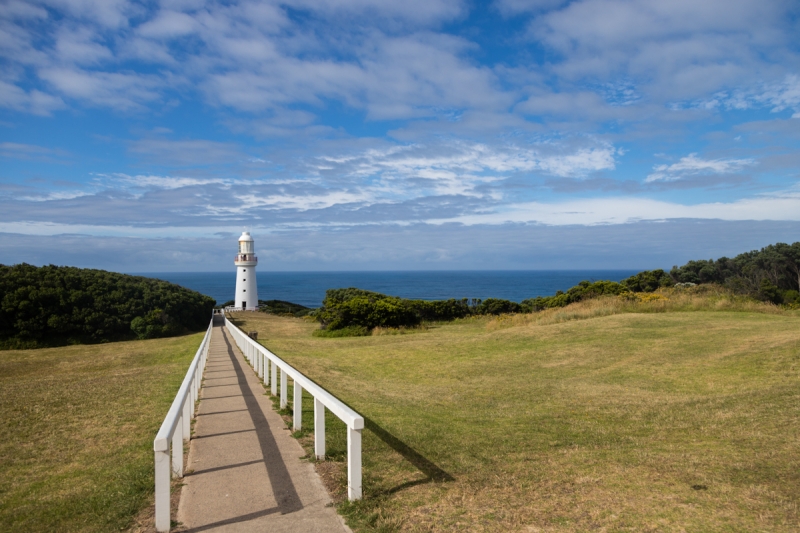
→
(234, 231, 258, 310)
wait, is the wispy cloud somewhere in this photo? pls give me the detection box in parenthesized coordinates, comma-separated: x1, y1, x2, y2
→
(680, 75, 800, 117)
(428, 193, 800, 226)
(0, 142, 69, 161)
(645, 153, 755, 183)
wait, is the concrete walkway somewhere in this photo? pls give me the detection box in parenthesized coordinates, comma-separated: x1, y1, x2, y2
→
(177, 324, 351, 533)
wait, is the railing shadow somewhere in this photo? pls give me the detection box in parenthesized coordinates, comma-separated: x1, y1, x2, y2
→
(364, 417, 454, 496)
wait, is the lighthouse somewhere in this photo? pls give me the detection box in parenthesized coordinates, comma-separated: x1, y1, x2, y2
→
(234, 231, 258, 310)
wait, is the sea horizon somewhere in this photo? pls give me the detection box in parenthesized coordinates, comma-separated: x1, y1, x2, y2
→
(133, 269, 642, 308)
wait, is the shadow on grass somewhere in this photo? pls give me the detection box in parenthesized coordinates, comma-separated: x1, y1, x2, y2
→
(364, 417, 454, 496)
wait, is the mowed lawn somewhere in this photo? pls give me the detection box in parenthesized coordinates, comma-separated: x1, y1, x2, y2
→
(231, 308, 800, 532)
(0, 333, 203, 532)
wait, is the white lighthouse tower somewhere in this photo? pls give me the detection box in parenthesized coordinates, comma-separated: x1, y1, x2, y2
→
(234, 231, 258, 310)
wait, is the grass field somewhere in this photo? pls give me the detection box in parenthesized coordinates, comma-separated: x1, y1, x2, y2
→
(229, 294, 800, 532)
(0, 333, 203, 532)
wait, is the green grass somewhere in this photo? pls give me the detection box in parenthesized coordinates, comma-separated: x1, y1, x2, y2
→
(0, 333, 203, 532)
(230, 300, 800, 532)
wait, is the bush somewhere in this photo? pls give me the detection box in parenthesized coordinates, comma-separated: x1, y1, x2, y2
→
(317, 289, 481, 332)
(477, 298, 522, 315)
(318, 295, 420, 331)
(522, 280, 629, 311)
(258, 299, 313, 317)
(621, 270, 673, 292)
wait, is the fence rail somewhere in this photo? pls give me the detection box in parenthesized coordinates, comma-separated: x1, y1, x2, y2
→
(224, 314, 364, 501)
(152, 312, 217, 532)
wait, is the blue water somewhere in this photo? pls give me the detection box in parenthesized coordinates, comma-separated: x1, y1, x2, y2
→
(138, 270, 640, 308)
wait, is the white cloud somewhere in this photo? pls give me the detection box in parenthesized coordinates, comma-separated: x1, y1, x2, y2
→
(0, 81, 65, 115)
(1, 1, 48, 20)
(39, 0, 134, 28)
(316, 141, 618, 188)
(103, 173, 228, 190)
(54, 26, 113, 65)
(691, 74, 800, 117)
(526, 0, 790, 101)
(233, 190, 375, 212)
(137, 10, 199, 39)
(427, 193, 800, 226)
(38, 67, 162, 110)
(646, 153, 755, 182)
(0, 141, 69, 160)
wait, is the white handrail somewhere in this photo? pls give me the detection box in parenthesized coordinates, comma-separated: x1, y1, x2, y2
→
(224, 314, 364, 500)
(153, 312, 217, 532)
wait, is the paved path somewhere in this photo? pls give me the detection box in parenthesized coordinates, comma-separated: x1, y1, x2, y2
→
(177, 324, 350, 533)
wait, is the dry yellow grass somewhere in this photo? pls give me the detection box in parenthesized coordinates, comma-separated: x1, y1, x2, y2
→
(230, 300, 800, 532)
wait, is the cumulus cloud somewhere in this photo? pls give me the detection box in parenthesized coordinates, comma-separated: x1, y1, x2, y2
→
(645, 153, 755, 183)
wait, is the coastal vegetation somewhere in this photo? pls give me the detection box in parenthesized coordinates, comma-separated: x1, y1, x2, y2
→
(259, 299, 313, 317)
(0, 333, 202, 532)
(230, 296, 800, 532)
(0, 264, 215, 349)
(315, 242, 800, 334)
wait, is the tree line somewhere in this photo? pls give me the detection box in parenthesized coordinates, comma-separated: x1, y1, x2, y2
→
(0, 264, 215, 349)
(315, 241, 800, 333)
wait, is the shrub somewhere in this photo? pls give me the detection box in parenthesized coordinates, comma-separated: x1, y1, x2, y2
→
(319, 295, 420, 330)
(258, 299, 313, 317)
(317, 289, 481, 332)
(477, 298, 522, 315)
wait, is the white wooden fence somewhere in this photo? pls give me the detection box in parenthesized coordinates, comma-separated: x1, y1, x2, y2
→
(152, 310, 364, 532)
(152, 313, 215, 532)
(224, 314, 364, 501)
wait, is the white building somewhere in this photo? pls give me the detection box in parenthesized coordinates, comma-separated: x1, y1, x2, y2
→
(234, 231, 258, 310)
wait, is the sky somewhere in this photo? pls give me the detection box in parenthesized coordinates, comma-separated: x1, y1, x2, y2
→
(1, 0, 800, 272)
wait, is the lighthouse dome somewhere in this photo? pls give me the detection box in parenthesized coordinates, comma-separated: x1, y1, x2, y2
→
(239, 231, 254, 242)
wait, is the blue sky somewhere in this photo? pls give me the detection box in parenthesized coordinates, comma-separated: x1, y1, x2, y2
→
(1, 0, 800, 271)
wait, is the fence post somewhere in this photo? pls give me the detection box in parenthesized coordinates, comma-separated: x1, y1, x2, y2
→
(293, 382, 302, 431)
(271, 361, 277, 396)
(182, 394, 191, 440)
(154, 449, 171, 532)
(347, 426, 362, 500)
(314, 398, 325, 460)
(280, 369, 287, 409)
(172, 419, 183, 477)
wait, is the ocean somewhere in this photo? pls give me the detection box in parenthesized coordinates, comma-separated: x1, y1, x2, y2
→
(139, 270, 641, 308)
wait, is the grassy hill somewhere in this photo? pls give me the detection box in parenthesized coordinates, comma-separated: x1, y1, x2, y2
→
(229, 289, 800, 532)
(0, 333, 203, 532)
